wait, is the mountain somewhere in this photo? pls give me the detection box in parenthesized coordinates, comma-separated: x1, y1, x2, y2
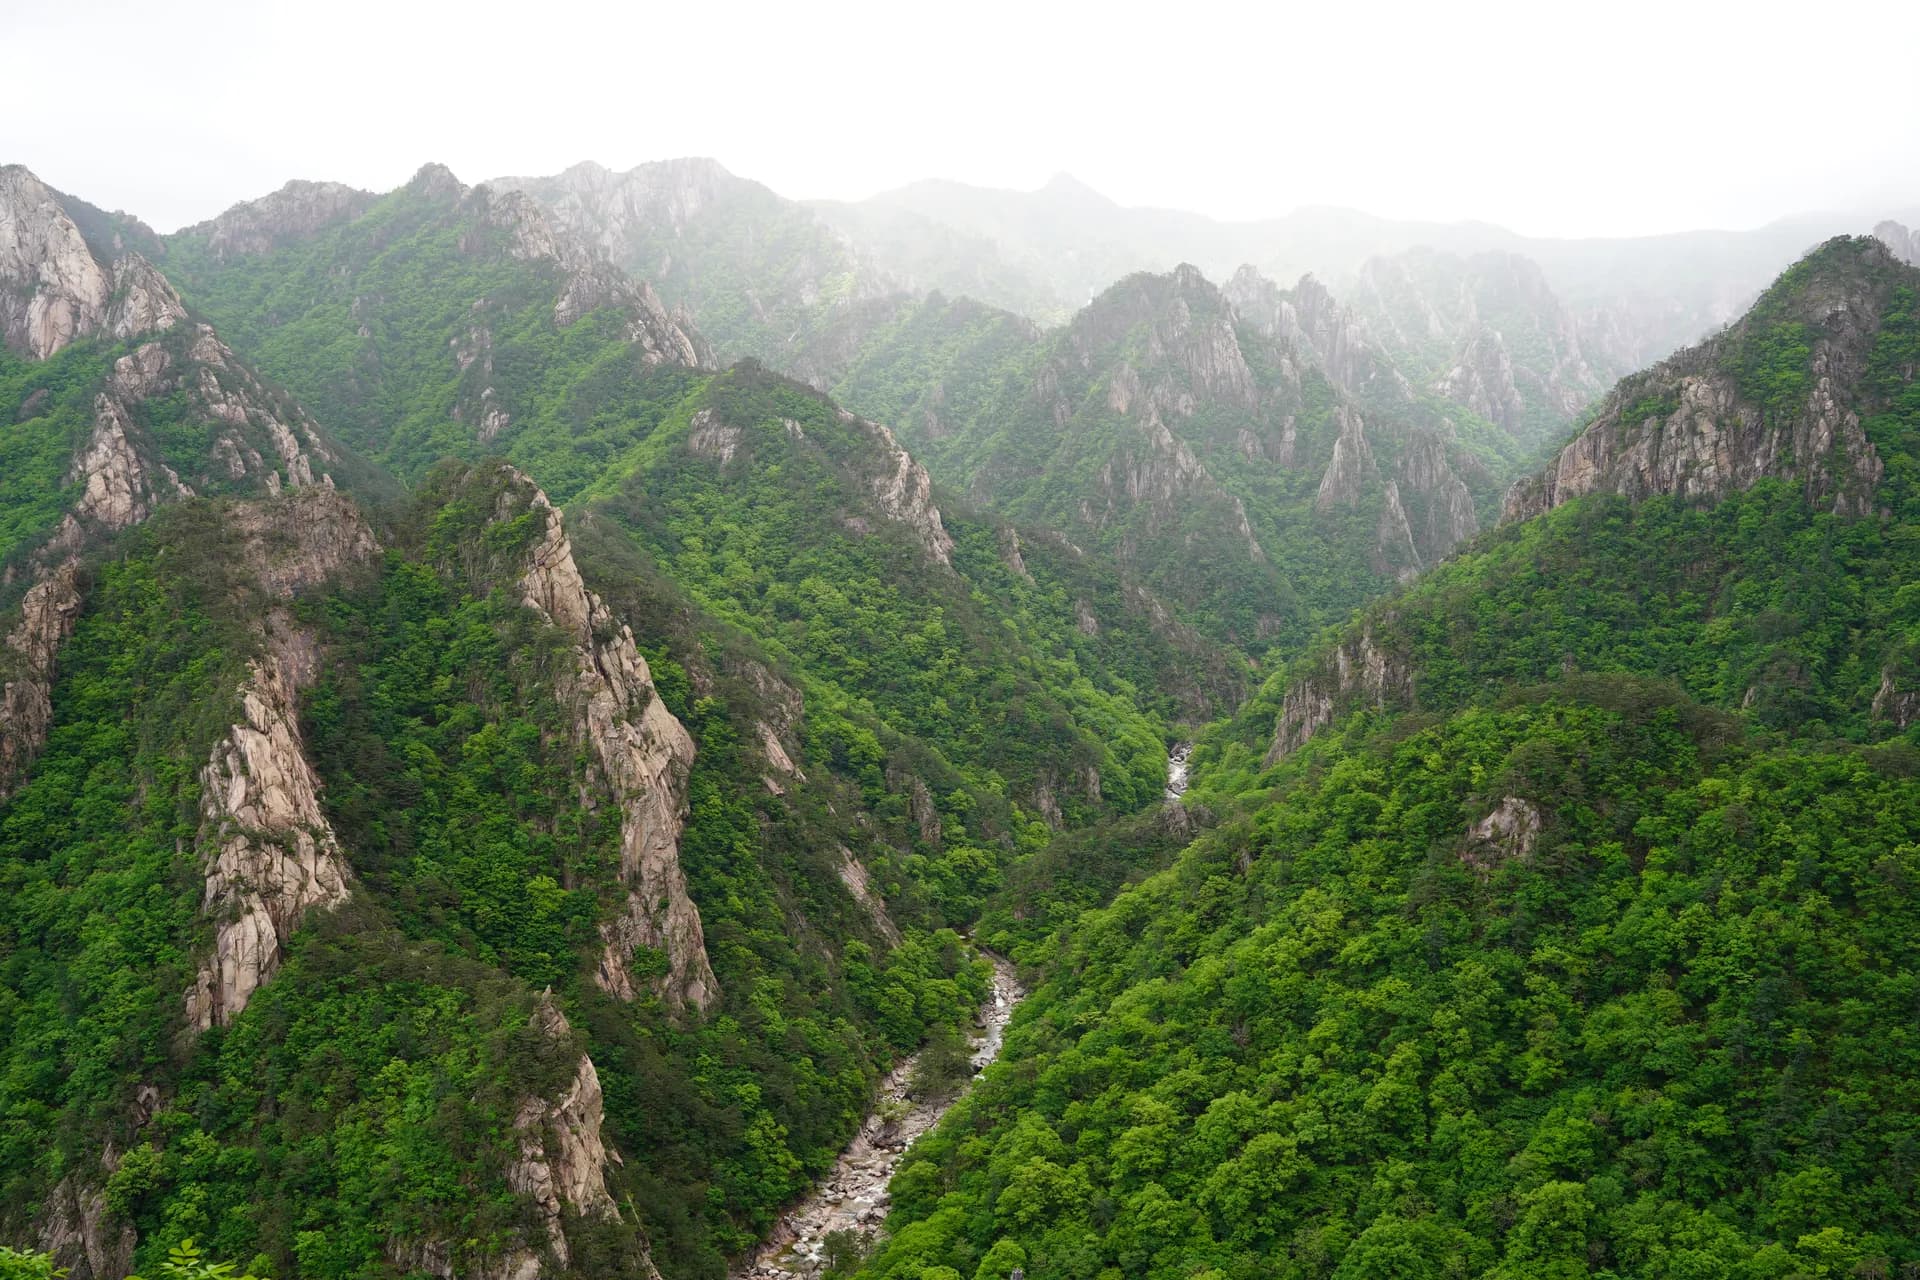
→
(1344, 247, 1615, 439)
(850, 174, 1871, 380)
(855, 238, 1920, 1280)
(1877, 218, 1920, 266)
(1238, 234, 1915, 775)
(1, 164, 361, 800)
(0, 462, 1014, 1279)
(159, 163, 709, 487)
(1, 162, 1253, 1279)
(833, 262, 1517, 653)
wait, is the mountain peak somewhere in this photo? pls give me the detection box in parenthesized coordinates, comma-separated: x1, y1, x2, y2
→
(406, 161, 465, 201)
(183, 178, 373, 260)
(1504, 234, 1911, 522)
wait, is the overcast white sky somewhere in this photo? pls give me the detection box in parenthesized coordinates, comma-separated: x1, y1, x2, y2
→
(7, 0, 1918, 237)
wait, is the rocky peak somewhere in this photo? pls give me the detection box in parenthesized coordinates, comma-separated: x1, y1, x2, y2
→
(1313, 406, 1378, 511)
(490, 157, 756, 252)
(1503, 236, 1908, 523)
(1875, 219, 1920, 267)
(1353, 245, 1606, 436)
(2, 317, 345, 798)
(183, 178, 374, 259)
(503, 471, 718, 1011)
(0, 166, 186, 361)
(1070, 266, 1258, 415)
(845, 410, 957, 567)
(1225, 265, 1414, 405)
(1434, 325, 1526, 431)
(407, 161, 466, 203)
(463, 181, 711, 368)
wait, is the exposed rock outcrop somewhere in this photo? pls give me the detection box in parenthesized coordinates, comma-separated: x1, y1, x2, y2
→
(184, 494, 378, 1029)
(1353, 247, 1608, 437)
(1503, 237, 1903, 524)
(460, 175, 710, 367)
(836, 847, 903, 946)
(185, 641, 355, 1030)
(183, 178, 374, 259)
(1434, 327, 1527, 432)
(1461, 796, 1542, 874)
(1224, 266, 1413, 405)
(1873, 667, 1920, 731)
(1874, 220, 1920, 267)
(509, 999, 621, 1267)
(1314, 406, 1377, 511)
(0, 166, 185, 360)
(1264, 626, 1413, 766)
(512, 483, 717, 1011)
(38, 1171, 134, 1280)
(845, 410, 956, 566)
(0, 562, 83, 798)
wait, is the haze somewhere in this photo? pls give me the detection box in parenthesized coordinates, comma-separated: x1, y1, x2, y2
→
(8, 0, 1920, 238)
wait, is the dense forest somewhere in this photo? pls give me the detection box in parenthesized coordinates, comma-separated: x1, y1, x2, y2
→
(1, 136, 1917, 1280)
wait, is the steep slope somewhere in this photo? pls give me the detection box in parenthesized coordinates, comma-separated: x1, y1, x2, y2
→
(0, 465, 1008, 1280)
(147, 167, 1246, 812)
(161, 163, 709, 486)
(0, 165, 353, 799)
(838, 264, 1511, 653)
(1227, 235, 1917, 777)
(853, 244, 1920, 1280)
(1348, 247, 1613, 440)
(489, 159, 906, 378)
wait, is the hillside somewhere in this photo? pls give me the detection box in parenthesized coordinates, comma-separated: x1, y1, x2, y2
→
(853, 237, 1920, 1278)
(834, 263, 1521, 654)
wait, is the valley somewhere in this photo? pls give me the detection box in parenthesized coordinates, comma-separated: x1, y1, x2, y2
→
(1, 104, 1917, 1280)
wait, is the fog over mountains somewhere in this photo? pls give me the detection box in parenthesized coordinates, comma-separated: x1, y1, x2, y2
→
(5, 4, 1920, 1278)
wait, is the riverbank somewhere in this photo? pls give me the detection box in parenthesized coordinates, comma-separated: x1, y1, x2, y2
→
(732, 951, 1024, 1278)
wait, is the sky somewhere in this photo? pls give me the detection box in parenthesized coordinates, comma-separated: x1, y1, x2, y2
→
(7, 0, 1919, 238)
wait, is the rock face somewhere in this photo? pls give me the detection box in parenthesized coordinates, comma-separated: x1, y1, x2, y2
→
(1462, 796, 1542, 874)
(1352, 247, 1610, 438)
(38, 1173, 134, 1280)
(1224, 267, 1413, 405)
(848, 410, 956, 566)
(185, 494, 379, 1030)
(0, 166, 186, 360)
(1873, 667, 1920, 730)
(182, 178, 375, 259)
(510, 999, 621, 1268)
(185, 646, 354, 1029)
(836, 847, 902, 946)
(1264, 626, 1413, 766)
(1874, 220, 1920, 267)
(0, 317, 347, 796)
(467, 179, 710, 368)
(1503, 237, 1904, 524)
(511, 480, 718, 1012)
(488, 158, 896, 373)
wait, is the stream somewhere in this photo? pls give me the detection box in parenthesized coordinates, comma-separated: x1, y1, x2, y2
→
(1165, 741, 1193, 801)
(733, 951, 1025, 1278)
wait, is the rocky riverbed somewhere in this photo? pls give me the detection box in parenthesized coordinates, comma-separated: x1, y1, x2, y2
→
(733, 951, 1024, 1278)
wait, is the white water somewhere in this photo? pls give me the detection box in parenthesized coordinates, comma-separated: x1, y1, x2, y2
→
(1165, 741, 1193, 801)
(734, 952, 1024, 1278)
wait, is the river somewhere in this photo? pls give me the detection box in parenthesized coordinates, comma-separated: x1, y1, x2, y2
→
(733, 951, 1024, 1278)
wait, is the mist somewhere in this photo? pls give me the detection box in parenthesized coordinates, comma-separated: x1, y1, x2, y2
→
(7, 0, 1919, 238)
